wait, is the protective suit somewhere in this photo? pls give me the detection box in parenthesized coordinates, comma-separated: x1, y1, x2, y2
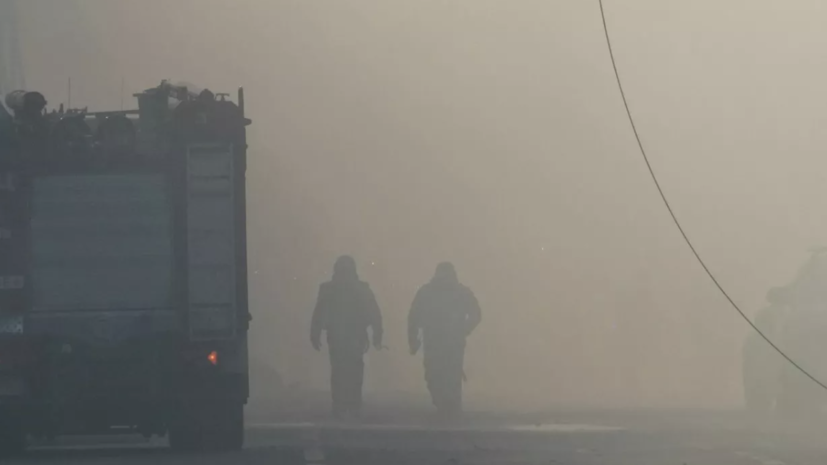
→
(311, 256, 383, 417)
(408, 263, 481, 414)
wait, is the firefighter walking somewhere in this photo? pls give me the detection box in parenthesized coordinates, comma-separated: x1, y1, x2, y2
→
(408, 262, 481, 416)
(311, 256, 384, 419)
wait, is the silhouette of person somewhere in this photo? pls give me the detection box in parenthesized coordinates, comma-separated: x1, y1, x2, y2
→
(408, 262, 481, 416)
(311, 256, 383, 418)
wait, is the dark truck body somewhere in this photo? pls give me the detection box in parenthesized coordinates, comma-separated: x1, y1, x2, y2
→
(0, 81, 251, 453)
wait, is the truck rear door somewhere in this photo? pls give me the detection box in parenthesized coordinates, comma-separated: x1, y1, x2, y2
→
(185, 143, 239, 341)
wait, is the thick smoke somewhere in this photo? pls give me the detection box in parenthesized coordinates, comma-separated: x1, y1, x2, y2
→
(12, 0, 827, 412)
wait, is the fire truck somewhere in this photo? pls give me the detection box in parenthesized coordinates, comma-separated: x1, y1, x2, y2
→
(0, 81, 251, 454)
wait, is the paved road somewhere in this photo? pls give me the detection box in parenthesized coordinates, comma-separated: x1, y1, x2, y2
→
(9, 412, 827, 464)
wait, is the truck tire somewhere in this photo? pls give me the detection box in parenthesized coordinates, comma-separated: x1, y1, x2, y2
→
(0, 407, 26, 457)
(168, 401, 243, 453)
(168, 406, 201, 453)
(204, 401, 244, 452)
(222, 402, 244, 451)
(168, 423, 199, 453)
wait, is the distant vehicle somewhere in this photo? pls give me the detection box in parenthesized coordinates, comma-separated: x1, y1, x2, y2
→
(742, 249, 827, 415)
(775, 249, 827, 415)
(0, 81, 252, 454)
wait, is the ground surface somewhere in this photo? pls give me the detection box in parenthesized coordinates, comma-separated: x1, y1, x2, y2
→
(9, 410, 827, 464)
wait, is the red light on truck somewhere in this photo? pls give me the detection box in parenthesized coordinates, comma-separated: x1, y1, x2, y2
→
(207, 351, 218, 366)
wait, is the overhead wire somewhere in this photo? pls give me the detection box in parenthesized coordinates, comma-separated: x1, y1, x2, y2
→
(597, 0, 827, 392)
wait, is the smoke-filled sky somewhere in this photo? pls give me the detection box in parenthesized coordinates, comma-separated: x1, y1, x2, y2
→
(13, 0, 827, 409)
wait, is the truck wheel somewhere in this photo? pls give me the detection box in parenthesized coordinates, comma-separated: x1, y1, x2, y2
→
(168, 426, 198, 452)
(0, 408, 26, 457)
(169, 402, 243, 453)
(220, 402, 244, 452)
(168, 407, 201, 453)
(204, 402, 244, 452)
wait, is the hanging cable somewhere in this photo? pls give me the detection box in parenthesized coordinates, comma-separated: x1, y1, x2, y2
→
(598, 0, 827, 391)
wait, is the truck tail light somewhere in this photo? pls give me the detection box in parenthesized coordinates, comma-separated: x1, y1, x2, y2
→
(181, 345, 220, 368)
